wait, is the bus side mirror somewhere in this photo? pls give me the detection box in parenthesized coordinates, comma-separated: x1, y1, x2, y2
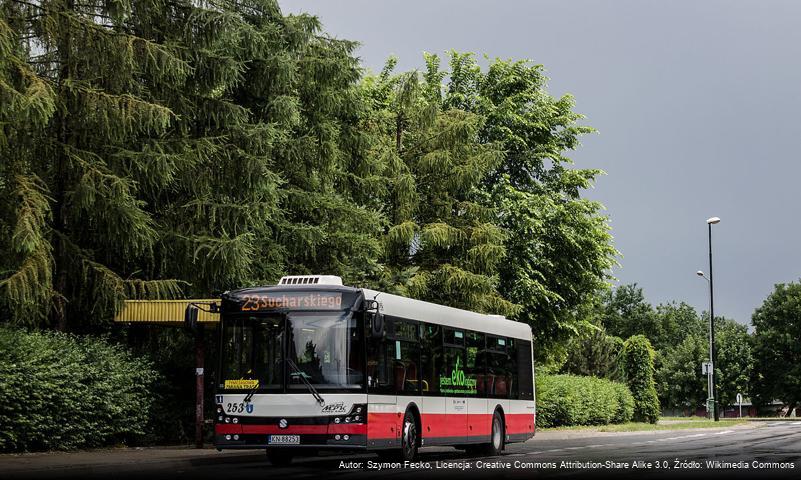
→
(370, 312, 385, 338)
(185, 304, 199, 332)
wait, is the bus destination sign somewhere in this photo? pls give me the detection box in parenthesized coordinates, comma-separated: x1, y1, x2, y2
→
(238, 292, 344, 312)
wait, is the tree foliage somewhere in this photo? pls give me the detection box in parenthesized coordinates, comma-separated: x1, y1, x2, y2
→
(714, 316, 751, 408)
(600, 284, 755, 413)
(656, 333, 707, 411)
(447, 53, 617, 364)
(562, 326, 624, 380)
(0, 0, 385, 330)
(364, 52, 617, 360)
(751, 281, 801, 410)
(1, 4, 616, 389)
(362, 55, 516, 315)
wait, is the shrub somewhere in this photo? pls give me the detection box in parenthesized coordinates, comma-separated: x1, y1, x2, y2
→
(0, 327, 160, 452)
(621, 335, 661, 423)
(535, 374, 635, 428)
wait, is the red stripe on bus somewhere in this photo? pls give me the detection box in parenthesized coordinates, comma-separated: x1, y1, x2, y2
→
(216, 412, 534, 439)
(367, 412, 399, 440)
(505, 413, 536, 434)
(215, 424, 367, 435)
(366, 412, 535, 440)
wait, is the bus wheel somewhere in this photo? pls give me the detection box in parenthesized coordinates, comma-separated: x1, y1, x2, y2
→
(401, 410, 419, 461)
(266, 449, 293, 466)
(484, 410, 505, 456)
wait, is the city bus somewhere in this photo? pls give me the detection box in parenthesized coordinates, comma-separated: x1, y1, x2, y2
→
(211, 275, 535, 465)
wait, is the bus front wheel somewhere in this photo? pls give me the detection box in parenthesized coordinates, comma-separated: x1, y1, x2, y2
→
(401, 410, 419, 461)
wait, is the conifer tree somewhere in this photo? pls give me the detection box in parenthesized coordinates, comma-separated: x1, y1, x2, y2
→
(1, 0, 186, 329)
(235, 12, 385, 285)
(0, 0, 290, 329)
(128, 0, 286, 295)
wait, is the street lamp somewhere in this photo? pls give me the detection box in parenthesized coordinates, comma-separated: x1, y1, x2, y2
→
(705, 216, 720, 421)
(696, 270, 713, 419)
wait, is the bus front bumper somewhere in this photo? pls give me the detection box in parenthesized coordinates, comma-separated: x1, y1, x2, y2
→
(215, 433, 367, 450)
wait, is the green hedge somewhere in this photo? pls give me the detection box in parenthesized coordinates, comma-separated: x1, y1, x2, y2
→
(535, 374, 634, 428)
(0, 327, 160, 452)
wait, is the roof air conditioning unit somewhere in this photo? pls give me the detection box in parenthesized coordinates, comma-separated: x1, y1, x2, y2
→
(278, 275, 343, 286)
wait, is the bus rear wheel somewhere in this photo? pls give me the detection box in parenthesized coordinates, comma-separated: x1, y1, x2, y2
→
(483, 410, 505, 456)
(266, 448, 293, 466)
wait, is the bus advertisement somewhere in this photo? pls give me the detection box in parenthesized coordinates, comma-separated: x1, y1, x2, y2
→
(211, 275, 535, 466)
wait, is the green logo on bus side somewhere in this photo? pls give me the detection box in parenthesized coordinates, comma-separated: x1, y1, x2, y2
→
(439, 357, 477, 394)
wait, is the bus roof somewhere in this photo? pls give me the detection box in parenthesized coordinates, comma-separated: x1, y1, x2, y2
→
(362, 288, 532, 341)
(220, 282, 532, 341)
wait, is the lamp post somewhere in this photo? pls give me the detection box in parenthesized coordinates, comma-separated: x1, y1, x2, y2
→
(698, 216, 721, 421)
(696, 270, 713, 419)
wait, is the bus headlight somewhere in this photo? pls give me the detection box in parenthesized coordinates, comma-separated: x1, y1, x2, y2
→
(225, 435, 232, 441)
(225, 417, 231, 423)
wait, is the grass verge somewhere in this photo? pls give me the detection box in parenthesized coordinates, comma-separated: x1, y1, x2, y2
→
(542, 419, 748, 433)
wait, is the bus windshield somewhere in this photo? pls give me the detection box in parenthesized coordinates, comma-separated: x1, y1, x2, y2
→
(287, 311, 362, 390)
(220, 314, 284, 391)
(219, 311, 364, 392)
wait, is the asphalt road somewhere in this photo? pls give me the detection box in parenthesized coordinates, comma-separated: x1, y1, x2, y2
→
(2, 422, 800, 480)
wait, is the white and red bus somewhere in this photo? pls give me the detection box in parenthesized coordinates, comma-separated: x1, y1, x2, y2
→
(213, 275, 535, 465)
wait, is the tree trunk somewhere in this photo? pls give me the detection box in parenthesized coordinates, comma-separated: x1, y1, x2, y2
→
(51, 0, 74, 332)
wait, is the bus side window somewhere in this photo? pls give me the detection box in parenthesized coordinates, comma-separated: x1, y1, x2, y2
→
(421, 325, 441, 394)
(486, 336, 511, 398)
(517, 340, 534, 400)
(466, 332, 485, 395)
(367, 319, 396, 394)
(507, 338, 518, 399)
(393, 340, 420, 394)
(391, 320, 421, 394)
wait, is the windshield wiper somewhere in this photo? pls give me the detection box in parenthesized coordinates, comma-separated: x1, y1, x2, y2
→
(286, 358, 325, 407)
(243, 382, 260, 404)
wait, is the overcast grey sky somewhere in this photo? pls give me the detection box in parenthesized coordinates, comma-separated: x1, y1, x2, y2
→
(282, 0, 801, 325)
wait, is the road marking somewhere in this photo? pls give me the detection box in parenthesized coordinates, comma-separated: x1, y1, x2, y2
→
(766, 422, 800, 427)
(715, 430, 735, 435)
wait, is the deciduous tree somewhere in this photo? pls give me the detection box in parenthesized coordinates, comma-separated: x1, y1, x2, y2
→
(751, 281, 801, 411)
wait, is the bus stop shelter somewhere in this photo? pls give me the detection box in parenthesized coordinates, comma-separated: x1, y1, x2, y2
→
(114, 300, 219, 448)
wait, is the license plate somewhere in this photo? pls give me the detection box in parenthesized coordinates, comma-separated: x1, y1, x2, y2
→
(269, 435, 300, 445)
